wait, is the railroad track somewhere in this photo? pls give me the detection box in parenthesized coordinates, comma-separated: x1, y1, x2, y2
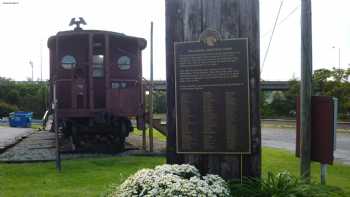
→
(0, 131, 56, 162)
(0, 130, 165, 162)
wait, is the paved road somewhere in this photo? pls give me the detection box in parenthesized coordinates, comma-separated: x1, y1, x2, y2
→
(0, 127, 32, 150)
(262, 127, 350, 165)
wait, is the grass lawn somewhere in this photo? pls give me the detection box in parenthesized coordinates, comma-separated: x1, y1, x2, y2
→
(0, 125, 41, 129)
(31, 124, 43, 130)
(263, 147, 350, 195)
(131, 128, 167, 141)
(0, 156, 165, 197)
(0, 148, 349, 196)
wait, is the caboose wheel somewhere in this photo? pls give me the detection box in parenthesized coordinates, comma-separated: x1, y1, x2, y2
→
(117, 137, 125, 151)
(111, 120, 128, 151)
(120, 121, 128, 137)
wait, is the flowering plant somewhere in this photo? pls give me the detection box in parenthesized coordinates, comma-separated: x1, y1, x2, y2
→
(106, 164, 230, 197)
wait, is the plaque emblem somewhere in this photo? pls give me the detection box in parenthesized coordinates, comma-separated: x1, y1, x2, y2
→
(199, 29, 221, 46)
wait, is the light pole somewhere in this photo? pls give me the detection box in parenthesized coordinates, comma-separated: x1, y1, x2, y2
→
(332, 46, 340, 69)
(29, 61, 34, 81)
(40, 40, 43, 82)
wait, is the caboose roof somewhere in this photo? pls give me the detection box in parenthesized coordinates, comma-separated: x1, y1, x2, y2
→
(47, 30, 147, 50)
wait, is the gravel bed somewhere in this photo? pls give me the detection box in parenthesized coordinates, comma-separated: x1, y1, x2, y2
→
(0, 131, 56, 162)
(0, 131, 166, 162)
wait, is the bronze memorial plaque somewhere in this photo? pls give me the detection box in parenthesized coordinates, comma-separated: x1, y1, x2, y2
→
(175, 38, 250, 154)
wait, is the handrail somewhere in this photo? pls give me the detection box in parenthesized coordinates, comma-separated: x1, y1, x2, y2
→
(41, 109, 50, 130)
(142, 77, 150, 85)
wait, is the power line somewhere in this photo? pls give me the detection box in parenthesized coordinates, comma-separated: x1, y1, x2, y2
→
(261, 4, 300, 38)
(261, 0, 284, 74)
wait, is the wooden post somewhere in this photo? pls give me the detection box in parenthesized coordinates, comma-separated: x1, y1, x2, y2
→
(54, 36, 61, 172)
(142, 102, 147, 150)
(149, 22, 154, 152)
(142, 81, 146, 151)
(166, 0, 261, 179)
(320, 163, 327, 184)
(300, 0, 312, 182)
(53, 82, 61, 172)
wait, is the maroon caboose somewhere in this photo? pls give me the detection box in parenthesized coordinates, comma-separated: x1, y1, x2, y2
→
(47, 20, 147, 150)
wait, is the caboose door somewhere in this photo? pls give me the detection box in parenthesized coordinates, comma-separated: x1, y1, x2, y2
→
(108, 37, 142, 117)
(91, 34, 106, 109)
(55, 34, 89, 111)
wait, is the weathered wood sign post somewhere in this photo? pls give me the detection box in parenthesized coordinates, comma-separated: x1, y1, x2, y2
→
(166, 0, 261, 179)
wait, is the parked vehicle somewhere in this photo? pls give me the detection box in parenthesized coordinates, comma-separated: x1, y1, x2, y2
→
(9, 111, 33, 128)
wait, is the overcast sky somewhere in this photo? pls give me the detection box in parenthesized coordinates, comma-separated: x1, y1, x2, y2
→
(0, 0, 349, 81)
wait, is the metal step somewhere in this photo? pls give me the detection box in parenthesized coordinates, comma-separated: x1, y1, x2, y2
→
(151, 118, 167, 136)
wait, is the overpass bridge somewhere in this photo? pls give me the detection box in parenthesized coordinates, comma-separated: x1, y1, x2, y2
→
(7, 80, 289, 91)
(143, 80, 289, 91)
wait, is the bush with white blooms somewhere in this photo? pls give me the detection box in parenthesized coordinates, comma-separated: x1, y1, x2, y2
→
(106, 164, 231, 197)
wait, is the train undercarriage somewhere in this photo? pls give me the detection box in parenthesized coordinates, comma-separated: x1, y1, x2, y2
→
(57, 114, 133, 153)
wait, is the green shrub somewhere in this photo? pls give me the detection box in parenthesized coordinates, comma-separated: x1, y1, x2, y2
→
(229, 171, 346, 197)
(0, 100, 19, 117)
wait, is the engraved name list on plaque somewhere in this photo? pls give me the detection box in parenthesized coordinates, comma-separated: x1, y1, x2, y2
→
(175, 37, 251, 154)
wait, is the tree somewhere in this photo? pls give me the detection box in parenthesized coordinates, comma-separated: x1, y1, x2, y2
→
(153, 91, 167, 114)
(0, 77, 48, 118)
(313, 68, 350, 120)
(331, 67, 349, 82)
(261, 68, 350, 120)
(313, 68, 331, 92)
(6, 89, 20, 104)
(0, 100, 19, 118)
(260, 91, 273, 118)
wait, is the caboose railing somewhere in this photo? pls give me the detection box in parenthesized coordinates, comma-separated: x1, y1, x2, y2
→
(41, 109, 50, 130)
(142, 78, 167, 136)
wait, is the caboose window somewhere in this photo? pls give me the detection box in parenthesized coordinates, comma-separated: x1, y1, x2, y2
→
(92, 55, 104, 78)
(61, 55, 76, 70)
(117, 56, 131, 70)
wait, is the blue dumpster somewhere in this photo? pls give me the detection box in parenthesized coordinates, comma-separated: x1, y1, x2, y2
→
(9, 112, 33, 128)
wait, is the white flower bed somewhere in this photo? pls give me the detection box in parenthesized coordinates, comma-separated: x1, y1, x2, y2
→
(107, 164, 230, 197)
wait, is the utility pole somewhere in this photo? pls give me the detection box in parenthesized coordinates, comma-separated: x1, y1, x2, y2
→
(300, 0, 312, 182)
(332, 46, 341, 69)
(40, 40, 45, 116)
(338, 48, 340, 69)
(40, 41, 43, 82)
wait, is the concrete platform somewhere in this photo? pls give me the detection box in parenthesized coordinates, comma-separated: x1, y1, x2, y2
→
(0, 127, 32, 151)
